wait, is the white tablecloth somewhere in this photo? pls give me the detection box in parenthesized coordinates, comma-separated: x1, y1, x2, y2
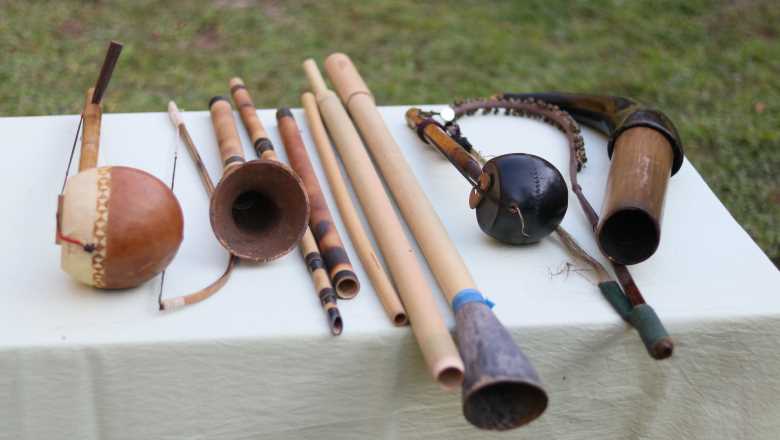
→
(1, 106, 778, 440)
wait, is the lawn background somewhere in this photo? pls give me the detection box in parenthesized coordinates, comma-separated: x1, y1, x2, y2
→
(1, 0, 777, 264)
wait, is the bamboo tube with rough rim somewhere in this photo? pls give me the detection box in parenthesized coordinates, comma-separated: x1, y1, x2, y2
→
(302, 59, 463, 389)
(301, 91, 407, 325)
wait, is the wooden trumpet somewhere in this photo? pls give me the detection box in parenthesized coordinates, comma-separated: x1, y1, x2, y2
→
(207, 96, 309, 262)
(501, 92, 684, 265)
(324, 53, 547, 430)
(56, 41, 184, 289)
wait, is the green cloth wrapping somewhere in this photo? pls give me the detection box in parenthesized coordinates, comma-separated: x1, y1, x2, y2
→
(629, 303, 671, 356)
(597, 281, 633, 321)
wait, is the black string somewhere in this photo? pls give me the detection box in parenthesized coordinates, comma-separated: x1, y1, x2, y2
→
(61, 115, 84, 193)
(158, 143, 179, 309)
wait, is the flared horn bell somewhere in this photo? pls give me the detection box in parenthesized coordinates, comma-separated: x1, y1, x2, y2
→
(210, 160, 309, 262)
(455, 302, 548, 430)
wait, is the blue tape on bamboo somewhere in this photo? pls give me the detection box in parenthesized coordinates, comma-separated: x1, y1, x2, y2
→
(452, 288, 495, 313)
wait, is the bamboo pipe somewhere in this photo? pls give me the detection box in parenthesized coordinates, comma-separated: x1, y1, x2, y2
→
(300, 226, 343, 335)
(301, 91, 407, 325)
(210, 97, 247, 173)
(302, 59, 464, 389)
(324, 53, 547, 430)
(276, 108, 360, 299)
(228, 78, 276, 161)
(597, 127, 673, 265)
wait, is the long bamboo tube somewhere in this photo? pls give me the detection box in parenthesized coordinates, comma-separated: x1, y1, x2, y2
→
(301, 91, 407, 326)
(323, 53, 547, 430)
(277, 108, 360, 300)
(302, 60, 464, 389)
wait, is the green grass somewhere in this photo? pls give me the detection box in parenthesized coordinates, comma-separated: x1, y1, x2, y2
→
(1, 0, 778, 264)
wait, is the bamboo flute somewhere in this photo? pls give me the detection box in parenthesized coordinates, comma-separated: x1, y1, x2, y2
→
(276, 107, 360, 300)
(300, 226, 343, 335)
(302, 60, 464, 389)
(159, 101, 237, 311)
(301, 90, 407, 326)
(323, 53, 547, 430)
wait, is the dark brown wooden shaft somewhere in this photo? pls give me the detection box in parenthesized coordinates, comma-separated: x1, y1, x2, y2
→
(405, 108, 483, 182)
(78, 88, 101, 171)
(208, 97, 245, 173)
(277, 109, 360, 299)
(91, 41, 123, 104)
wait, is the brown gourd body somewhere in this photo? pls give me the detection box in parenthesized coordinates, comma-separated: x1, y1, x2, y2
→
(60, 166, 184, 289)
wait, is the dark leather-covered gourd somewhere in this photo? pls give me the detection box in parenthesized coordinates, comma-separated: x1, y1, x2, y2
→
(476, 153, 568, 244)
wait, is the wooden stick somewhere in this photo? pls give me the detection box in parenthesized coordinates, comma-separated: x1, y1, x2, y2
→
(303, 59, 463, 388)
(168, 101, 216, 195)
(78, 41, 122, 172)
(324, 53, 547, 430)
(301, 90, 407, 325)
(276, 108, 360, 299)
(160, 101, 237, 311)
